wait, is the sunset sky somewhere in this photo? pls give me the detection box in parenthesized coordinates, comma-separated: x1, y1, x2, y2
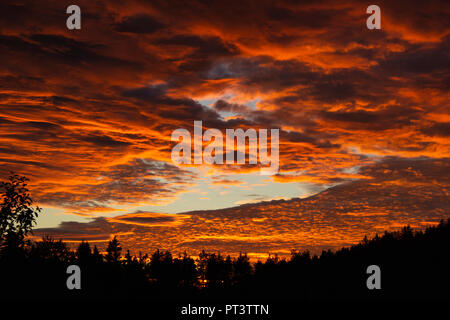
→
(0, 0, 449, 257)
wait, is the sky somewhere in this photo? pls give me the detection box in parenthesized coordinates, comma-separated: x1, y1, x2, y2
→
(0, 0, 449, 257)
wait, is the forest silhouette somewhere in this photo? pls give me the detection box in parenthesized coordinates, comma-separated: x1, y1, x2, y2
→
(1, 174, 449, 300)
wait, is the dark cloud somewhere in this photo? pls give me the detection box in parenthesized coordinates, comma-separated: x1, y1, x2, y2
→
(377, 38, 450, 75)
(158, 34, 240, 56)
(421, 122, 450, 137)
(213, 99, 250, 113)
(321, 105, 423, 130)
(80, 134, 132, 148)
(118, 215, 175, 224)
(122, 85, 223, 124)
(268, 6, 347, 29)
(113, 14, 165, 34)
(34, 218, 112, 242)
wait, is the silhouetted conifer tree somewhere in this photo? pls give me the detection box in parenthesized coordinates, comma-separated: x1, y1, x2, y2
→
(105, 236, 122, 263)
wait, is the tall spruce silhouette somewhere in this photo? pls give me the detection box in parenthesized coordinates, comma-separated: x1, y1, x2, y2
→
(105, 236, 122, 263)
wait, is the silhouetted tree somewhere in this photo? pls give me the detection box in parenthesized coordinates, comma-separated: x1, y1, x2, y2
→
(77, 240, 92, 264)
(0, 174, 41, 255)
(105, 236, 122, 263)
(173, 252, 198, 287)
(92, 245, 103, 263)
(232, 253, 251, 284)
(150, 249, 174, 285)
(30, 236, 73, 263)
(125, 249, 132, 263)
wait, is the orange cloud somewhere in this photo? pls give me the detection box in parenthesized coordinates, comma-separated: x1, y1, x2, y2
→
(1, 0, 448, 257)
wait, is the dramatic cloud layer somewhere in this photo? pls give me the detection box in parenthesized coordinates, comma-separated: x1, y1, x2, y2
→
(0, 0, 449, 254)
